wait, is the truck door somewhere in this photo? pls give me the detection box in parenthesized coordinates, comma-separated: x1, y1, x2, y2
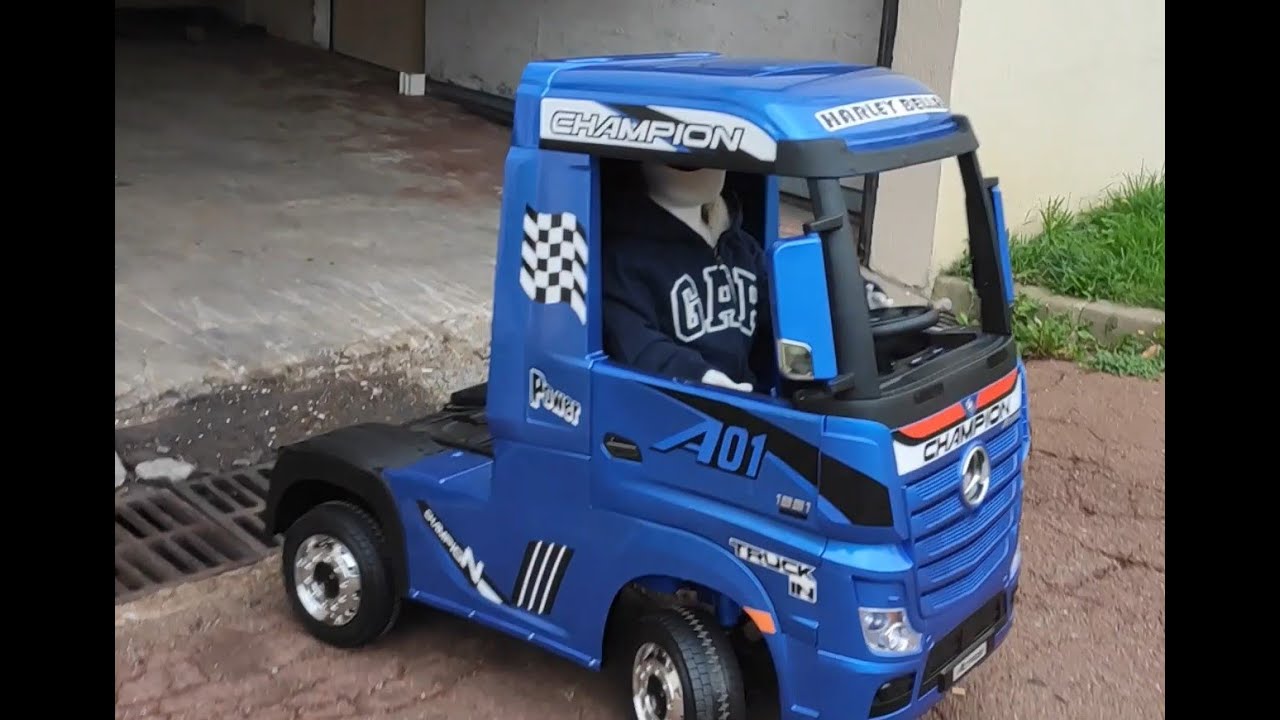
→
(589, 362, 829, 578)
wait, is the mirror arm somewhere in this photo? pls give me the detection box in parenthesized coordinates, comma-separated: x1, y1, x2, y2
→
(803, 213, 844, 235)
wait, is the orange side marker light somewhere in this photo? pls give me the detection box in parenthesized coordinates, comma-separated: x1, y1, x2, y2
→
(743, 607, 777, 635)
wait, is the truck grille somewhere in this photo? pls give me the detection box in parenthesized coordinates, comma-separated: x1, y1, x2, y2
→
(905, 422, 1021, 617)
(919, 591, 1008, 696)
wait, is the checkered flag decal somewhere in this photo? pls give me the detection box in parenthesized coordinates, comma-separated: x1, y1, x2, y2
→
(519, 206, 588, 325)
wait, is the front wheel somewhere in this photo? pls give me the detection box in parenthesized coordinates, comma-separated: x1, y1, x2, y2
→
(281, 500, 401, 648)
(622, 606, 746, 720)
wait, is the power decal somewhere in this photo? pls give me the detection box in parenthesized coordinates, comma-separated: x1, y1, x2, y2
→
(529, 368, 583, 427)
(891, 370, 1023, 475)
(814, 93, 948, 133)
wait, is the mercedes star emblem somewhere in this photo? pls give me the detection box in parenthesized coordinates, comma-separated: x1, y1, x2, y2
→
(959, 444, 992, 509)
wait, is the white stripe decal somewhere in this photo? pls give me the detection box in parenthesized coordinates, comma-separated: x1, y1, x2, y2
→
(516, 541, 543, 609)
(537, 545, 570, 615)
(526, 543, 555, 611)
(511, 539, 575, 615)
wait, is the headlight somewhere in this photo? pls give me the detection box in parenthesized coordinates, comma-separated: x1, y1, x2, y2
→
(858, 608, 922, 656)
(1010, 538, 1022, 577)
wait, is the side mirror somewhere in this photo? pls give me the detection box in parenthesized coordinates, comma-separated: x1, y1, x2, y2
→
(766, 233, 838, 382)
(984, 177, 1015, 307)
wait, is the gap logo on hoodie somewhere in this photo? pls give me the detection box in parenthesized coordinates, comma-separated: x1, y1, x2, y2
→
(602, 190, 770, 386)
(670, 266, 760, 343)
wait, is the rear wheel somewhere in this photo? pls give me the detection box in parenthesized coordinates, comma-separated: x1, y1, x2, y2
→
(621, 606, 746, 720)
(281, 500, 401, 648)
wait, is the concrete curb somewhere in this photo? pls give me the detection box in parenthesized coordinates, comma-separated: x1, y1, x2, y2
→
(931, 275, 1165, 341)
(114, 317, 492, 429)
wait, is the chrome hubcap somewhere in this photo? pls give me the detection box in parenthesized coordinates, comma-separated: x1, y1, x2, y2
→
(293, 534, 362, 626)
(632, 642, 684, 720)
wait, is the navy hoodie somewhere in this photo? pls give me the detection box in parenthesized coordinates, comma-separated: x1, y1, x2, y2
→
(602, 192, 772, 387)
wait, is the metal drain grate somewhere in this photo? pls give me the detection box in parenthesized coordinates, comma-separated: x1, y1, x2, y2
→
(115, 485, 270, 604)
(171, 465, 279, 549)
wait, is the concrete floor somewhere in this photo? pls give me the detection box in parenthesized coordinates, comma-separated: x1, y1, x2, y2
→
(113, 13, 928, 423)
(115, 17, 506, 420)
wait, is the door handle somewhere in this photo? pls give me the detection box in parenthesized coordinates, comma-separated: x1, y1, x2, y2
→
(603, 434, 642, 462)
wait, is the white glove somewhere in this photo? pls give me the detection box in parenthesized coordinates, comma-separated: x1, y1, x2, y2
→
(701, 368, 753, 393)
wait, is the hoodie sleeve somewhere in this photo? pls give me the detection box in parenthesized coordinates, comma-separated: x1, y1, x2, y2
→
(602, 241, 715, 382)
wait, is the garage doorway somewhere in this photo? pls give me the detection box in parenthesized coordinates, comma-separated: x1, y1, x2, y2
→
(416, 0, 899, 264)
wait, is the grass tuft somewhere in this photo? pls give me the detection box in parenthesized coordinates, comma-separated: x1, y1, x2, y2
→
(954, 296, 1164, 379)
(949, 170, 1165, 310)
(945, 170, 1165, 377)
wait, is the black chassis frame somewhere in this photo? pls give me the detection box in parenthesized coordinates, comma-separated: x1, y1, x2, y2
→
(262, 423, 427, 597)
(261, 397, 493, 598)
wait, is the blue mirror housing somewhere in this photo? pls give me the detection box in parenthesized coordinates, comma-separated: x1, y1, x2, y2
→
(767, 233, 838, 382)
(986, 178, 1015, 307)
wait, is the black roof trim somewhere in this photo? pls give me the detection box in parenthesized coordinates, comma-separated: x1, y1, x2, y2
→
(775, 115, 979, 177)
(537, 115, 979, 178)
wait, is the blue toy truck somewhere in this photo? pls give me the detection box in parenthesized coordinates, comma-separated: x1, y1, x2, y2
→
(262, 52, 1030, 720)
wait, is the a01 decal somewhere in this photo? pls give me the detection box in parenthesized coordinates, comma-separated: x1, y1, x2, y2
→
(653, 419, 768, 479)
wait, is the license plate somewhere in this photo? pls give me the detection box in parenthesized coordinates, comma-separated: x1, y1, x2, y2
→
(951, 640, 988, 683)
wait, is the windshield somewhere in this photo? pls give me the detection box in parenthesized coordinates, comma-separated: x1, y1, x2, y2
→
(770, 153, 1012, 401)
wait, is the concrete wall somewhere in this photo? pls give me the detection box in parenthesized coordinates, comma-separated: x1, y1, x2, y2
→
(930, 0, 1166, 279)
(244, 0, 314, 46)
(424, 0, 883, 96)
(115, 0, 315, 46)
(116, 0, 248, 19)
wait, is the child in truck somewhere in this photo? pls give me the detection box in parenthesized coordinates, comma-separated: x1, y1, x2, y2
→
(601, 161, 893, 394)
(602, 161, 769, 392)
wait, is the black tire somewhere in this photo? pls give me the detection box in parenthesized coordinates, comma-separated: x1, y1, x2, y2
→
(620, 605, 747, 720)
(281, 500, 402, 648)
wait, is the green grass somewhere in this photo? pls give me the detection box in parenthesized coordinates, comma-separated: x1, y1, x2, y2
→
(943, 171, 1166, 378)
(955, 295, 1165, 379)
(950, 170, 1165, 310)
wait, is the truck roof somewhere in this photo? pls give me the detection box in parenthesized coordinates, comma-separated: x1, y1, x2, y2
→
(514, 53, 979, 177)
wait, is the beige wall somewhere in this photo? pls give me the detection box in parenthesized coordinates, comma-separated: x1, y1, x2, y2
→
(868, 0, 962, 289)
(930, 0, 1166, 278)
(872, 0, 1164, 289)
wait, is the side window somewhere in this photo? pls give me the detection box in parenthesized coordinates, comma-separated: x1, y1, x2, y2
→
(596, 159, 779, 395)
(776, 175, 867, 258)
(777, 176, 811, 238)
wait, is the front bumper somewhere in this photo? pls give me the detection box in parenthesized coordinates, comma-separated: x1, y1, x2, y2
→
(775, 573, 1019, 720)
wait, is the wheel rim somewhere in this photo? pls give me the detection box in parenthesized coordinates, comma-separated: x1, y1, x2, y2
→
(293, 533, 362, 626)
(632, 641, 685, 720)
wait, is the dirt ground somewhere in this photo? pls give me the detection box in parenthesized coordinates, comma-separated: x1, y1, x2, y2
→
(114, 360, 1165, 720)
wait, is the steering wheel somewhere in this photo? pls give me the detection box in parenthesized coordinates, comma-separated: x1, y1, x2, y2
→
(869, 304, 941, 338)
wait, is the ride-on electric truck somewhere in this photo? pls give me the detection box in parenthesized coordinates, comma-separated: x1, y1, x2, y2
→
(262, 52, 1030, 720)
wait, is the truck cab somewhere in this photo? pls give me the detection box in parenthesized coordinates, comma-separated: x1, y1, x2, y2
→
(263, 52, 1029, 720)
